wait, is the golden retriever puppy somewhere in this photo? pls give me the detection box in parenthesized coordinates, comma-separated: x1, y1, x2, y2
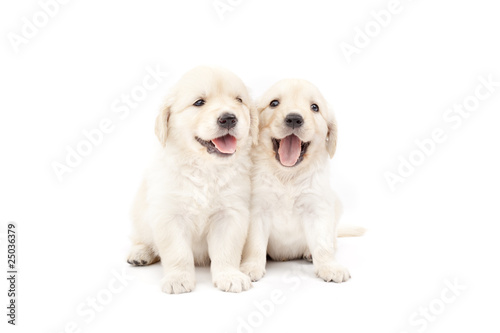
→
(241, 79, 363, 283)
(127, 66, 258, 293)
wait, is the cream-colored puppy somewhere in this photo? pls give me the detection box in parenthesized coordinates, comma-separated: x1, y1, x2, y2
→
(127, 66, 258, 294)
(241, 79, 363, 283)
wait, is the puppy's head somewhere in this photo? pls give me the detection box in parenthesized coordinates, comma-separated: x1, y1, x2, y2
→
(155, 66, 258, 159)
(257, 79, 337, 168)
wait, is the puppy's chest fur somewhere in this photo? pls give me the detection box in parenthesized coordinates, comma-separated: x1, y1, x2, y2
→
(254, 169, 333, 260)
(148, 148, 251, 223)
(178, 164, 238, 209)
(267, 187, 308, 260)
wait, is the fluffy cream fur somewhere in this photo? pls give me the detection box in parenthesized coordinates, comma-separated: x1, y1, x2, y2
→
(127, 66, 258, 294)
(241, 79, 364, 283)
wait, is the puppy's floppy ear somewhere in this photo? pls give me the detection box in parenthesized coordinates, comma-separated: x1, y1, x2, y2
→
(249, 103, 259, 145)
(326, 107, 338, 158)
(154, 101, 171, 146)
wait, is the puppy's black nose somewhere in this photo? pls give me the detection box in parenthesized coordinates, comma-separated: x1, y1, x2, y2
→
(284, 113, 304, 129)
(218, 113, 238, 129)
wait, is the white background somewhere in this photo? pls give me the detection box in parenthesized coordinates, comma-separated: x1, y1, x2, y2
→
(1, 0, 500, 332)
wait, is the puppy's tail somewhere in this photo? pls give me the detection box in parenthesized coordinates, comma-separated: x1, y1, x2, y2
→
(337, 225, 366, 237)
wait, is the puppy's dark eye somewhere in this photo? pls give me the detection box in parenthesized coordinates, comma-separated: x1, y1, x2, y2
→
(311, 104, 319, 112)
(236, 97, 243, 103)
(270, 100, 280, 107)
(193, 99, 205, 107)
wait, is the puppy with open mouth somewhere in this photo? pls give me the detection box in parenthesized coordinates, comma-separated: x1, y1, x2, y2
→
(241, 79, 364, 283)
(127, 66, 258, 293)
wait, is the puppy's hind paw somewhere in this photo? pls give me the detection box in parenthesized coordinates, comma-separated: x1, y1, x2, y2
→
(240, 261, 266, 281)
(127, 244, 159, 266)
(213, 270, 252, 293)
(315, 263, 351, 283)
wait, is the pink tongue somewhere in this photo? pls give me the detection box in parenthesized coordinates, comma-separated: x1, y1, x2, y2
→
(212, 134, 237, 154)
(278, 134, 302, 166)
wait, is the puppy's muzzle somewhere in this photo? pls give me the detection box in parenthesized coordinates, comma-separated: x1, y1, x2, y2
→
(218, 113, 238, 129)
(284, 113, 304, 129)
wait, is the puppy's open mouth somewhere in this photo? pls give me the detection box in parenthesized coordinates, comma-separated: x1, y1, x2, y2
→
(196, 134, 237, 156)
(272, 134, 309, 167)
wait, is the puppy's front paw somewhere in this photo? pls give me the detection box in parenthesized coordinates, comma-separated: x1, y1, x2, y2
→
(213, 270, 252, 293)
(315, 263, 351, 283)
(161, 272, 196, 294)
(127, 244, 159, 266)
(240, 261, 266, 281)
